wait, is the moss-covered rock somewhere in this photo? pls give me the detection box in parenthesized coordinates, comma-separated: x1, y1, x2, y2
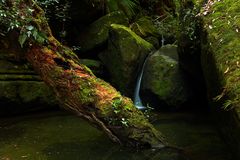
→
(200, 0, 240, 158)
(142, 45, 191, 108)
(77, 11, 129, 53)
(0, 59, 57, 115)
(99, 24, 154, 96)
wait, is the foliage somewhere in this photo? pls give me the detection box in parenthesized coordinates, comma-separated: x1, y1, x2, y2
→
(0, 0, 72, 47)
(35, 0, 71, 22)
(0, 0, 137, 46)
(201, 0, 240, 110)
(111, 97, 131, 127)
(153, 14, 179, 40)
(179, 5, 200, 41)
(0, 0, 48, 47)
(37, 0, 71, 40)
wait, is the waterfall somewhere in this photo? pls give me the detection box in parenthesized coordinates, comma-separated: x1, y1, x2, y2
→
(133, 51, 154, 110)
(133, 35, 165, 110)
(161, 34, 165, 46)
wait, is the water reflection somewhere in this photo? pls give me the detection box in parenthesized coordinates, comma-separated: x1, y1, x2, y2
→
(0, 111, 232, 160)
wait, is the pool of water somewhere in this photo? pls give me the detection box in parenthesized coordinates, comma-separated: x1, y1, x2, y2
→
(0, 110, 233, 160)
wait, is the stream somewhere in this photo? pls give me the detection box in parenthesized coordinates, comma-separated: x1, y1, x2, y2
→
(0, 110, 232, 160)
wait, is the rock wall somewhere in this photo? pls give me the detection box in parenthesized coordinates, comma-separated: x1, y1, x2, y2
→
(0, 35, 58, 115)
(200, 0, 240, 158)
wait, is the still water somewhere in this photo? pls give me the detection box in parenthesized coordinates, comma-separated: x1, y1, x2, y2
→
(0, 110, 232, 160)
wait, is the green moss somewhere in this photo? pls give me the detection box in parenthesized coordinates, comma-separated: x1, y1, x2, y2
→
(19, 81, 56, 104)
(201, 0, 240, 110)
(110, 24, 153, 49)
(100, 24, 154, 95)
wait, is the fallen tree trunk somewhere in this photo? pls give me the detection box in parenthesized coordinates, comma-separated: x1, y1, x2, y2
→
(1, 0, 168, 148)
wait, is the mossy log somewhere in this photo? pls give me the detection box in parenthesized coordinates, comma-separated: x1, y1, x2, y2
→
(4, 0, 168, 148)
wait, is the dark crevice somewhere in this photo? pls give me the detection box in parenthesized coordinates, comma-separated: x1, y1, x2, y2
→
(53, 58, 71, 70)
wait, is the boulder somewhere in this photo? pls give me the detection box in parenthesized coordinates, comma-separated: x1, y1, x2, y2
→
(99, 24, 154, 96)
(77, 11, 129, 53)
(0, 59, 58, 115)
(141, 45, 191, 108)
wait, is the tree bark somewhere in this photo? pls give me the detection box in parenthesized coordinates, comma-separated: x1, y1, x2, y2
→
(3, 0, 168, 148)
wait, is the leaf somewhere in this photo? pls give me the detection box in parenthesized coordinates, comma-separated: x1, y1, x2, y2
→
(18, 33, 27, 48)
(36, 35, 45, 44)
(32, 29, 38, 40)
(26, 25, 34, 31)
(36, 32, 47, 44)
(27, 31, 31, 37)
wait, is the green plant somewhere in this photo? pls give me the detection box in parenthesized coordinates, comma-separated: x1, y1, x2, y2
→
(0, 0, 72, 47)
(0, 0, 48, 47)
(112, 97, 122, 114)
(37, 0, 71, 41)
(36, 0, 71, 22)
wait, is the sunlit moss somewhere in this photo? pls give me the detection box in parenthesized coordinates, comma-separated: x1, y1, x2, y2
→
(110, 24, 153, 49)
(201, 0, 240, 110)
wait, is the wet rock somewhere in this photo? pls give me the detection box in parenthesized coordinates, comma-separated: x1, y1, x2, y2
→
(142, 45, 191, 108)
(99, 24, 154, 96)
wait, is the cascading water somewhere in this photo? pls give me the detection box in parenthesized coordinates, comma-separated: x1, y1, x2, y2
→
(161, 35, 165, 46)
(133, 51, 154, 110)
(134, 35, 165, 110)
(133, 60, 147, 109)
